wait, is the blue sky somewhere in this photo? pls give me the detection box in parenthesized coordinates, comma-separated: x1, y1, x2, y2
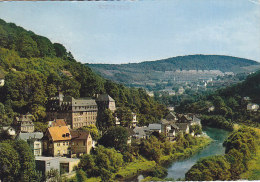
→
(0, 0, 260, 64)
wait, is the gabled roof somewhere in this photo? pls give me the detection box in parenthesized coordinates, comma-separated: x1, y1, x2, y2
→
(51, 119, 67, 127)
(166, 112, 177, 121)
(133, 127, 147, 137)
(176, 123, 189, 131)
(63, 97, 97, 107)
(96, 94, 115, 102)
(148, 123, 161, 130)
(47, 126, 71, 141)
(16, 132, 43, 141)
(70, 130, 91, 140)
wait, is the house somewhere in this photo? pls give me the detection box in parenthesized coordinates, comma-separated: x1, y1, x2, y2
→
(16, 132, 44, 156)
(247, 103, 259, 112)
(48, 119, 67, 127)
(70, 130, 92, 157)
(208, 106, 215, 112)
(14, 113, 34, 133)
(58, 157, 80, 174)
(43, 125, 71, 157)
(160, 119, 179, 141)
(165, 112, 178, 121)
(131, 112, 138, 127)
(0, 70, 5, 87)
(167, 107, 175, 111)
(176, 123, 190, 134)
(125, 127, 135, 144)
(96, 94, 116, 112)
(133, 126, 149, 139)
(28, 138, 42, 156)
(35, 156, 60, 176)
(165, 124, 179, 140)
(1, 126, 16, 137)
(148, 123, 162, 133)
(46, 93, 98, 129)
(115, 117, 120, 125)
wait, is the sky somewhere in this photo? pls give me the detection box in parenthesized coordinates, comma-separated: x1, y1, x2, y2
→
(0, 0, 260, 64)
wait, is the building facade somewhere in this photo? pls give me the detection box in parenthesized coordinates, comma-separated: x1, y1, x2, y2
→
(47, 93, 98, 129)
(14, 114, 35, 133)
(70, 130, 92, 157)
(43, 126, 71, 157)
(96, 94, 116, 112)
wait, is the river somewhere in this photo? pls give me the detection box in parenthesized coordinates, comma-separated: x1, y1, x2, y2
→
(166, 126, 230, 180)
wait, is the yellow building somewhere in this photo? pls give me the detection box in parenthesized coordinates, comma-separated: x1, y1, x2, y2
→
(43, 126, 71, 157)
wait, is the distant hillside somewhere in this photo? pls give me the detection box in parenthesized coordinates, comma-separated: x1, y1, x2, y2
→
(88, 55, 260, 84)
(0, 18, 167, 125)
(219, 70, 260, 103)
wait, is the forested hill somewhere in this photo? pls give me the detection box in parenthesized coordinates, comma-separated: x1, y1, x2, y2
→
(90, 55, 259, 72)
(0, 18, 167, 125)
(88, 55, 260, 84)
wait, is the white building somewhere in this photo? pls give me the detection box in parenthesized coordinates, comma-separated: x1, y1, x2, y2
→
(247, 103, 259, 112)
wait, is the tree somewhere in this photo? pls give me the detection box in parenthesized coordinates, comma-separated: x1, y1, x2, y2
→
(79, 124, 100, 141)
(189, 124, 202, 136)
(0, 141, 20, 182)
(185, 155, 231, 181)
(98, 126, 128, 152)
(97, 109, 116, 132)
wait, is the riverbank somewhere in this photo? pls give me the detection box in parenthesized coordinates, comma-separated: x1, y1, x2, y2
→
(83, 134, 212, 182)
(240, 127, 260, 180)
(118, 136, 211, 181)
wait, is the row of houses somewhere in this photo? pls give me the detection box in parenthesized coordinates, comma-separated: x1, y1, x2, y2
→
(131, 112, 201, 141)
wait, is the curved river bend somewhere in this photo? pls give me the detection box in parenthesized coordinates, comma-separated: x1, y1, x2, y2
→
(166, 127, 230, 180)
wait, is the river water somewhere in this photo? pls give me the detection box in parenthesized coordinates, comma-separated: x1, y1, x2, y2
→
(166, 127, 230, 180)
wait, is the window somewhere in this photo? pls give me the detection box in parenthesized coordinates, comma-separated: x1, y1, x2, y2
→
(57, 143, 60, 146)
(83, 141, 86, 146)
(63, 142, 65, 146)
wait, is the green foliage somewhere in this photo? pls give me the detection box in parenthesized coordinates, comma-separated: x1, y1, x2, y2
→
(89, 55, 259, 85)
(98, 126, 128, 152)
(0, 18, 167, 125)
(189, 124, 202, 136)
(0, 140, 40, 182)
(34, 122, 48, 133)
(186, 126, 258, 181)
(201, 115, 233, 131)
(79, 146, 123, 180)
(76, 169, 88, 182)
(185, 155, 231, 181)
(79, 124, 100, 141)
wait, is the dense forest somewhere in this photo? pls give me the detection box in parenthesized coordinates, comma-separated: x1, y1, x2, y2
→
(90, 55, 259, 72)
(0, 18, 168, 127)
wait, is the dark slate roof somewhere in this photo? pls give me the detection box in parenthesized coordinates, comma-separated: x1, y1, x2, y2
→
(96, 94, 115, 102)
(148, 124, 162, 130)
(63, 97, 97, 107)
(16, 132, 43, 141)
(166, 112, 177, 121)
(176, 123, 189, 131)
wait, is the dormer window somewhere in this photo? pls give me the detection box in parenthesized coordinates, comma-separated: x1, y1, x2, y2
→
(66, 133, 70, 137)
(62, 134, 65, 137)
